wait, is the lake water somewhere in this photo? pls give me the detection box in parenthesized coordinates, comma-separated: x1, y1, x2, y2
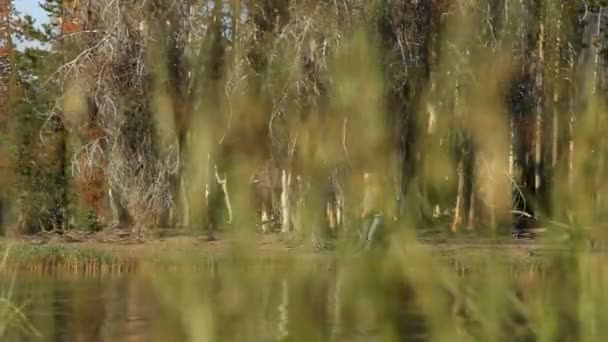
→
(0, 261, 431, 342)
(1, 274, 153, 342)
(0, 251, 587, 342)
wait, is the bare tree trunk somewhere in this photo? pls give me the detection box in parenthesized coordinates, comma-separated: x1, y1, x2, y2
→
(552, 91, 559, 168)
(551, 5, 563, 169)
(260, 206, 270, 233)
(206, 153, 218, 238)
(231, 0, 241, 64)
(467, 187, 476, 231)
(568, 48, 576, 190)
(596, 153, 604, 215)
(281, 169, 291, 233)
(335, 186, 343, 228)
(509, 115, 515, 177)
(326, 200, 336, 231)
(253, 167, 271, 234)
(108, 187, 129, 228)
(325, 172, 343, 233)
(451, 158, 465, 233)
(568, 112, 575, 189)
(450, 76, 465, 233)
(593, 8, 603, 97)
(534, 22, 545, 193)
(467, 153, 477, 231)
(592, 8, 603, 215)
(427, 103, 436, 135)
(179, 173, 190, 227)
(215, 166, 233, 224)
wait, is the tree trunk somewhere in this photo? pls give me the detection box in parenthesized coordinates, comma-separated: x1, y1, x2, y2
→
(0, 0, 12, 232)
(467, 186, 477, 231)
(179, 173, 190, 227)
(592, 8, 603, 215)
(451, 158, 465, 233)
(509, 115, 515, 177)
(534, 22, 545, 194)
(281, 169, 291, 233)
(215, 166, 233, 224)
(467, 151, 477, 231)
(596, 153, 604, 215)
(593, 8, 603, 97)
(568, 46, 576, 190)
(206, 153, 219, 238)
(568, 112, 575, 190)
(551, 4, 563, 169)
(325, 172, 343, 233)
(55, 125, 68, 231)
(552, 91, 559, 169)
(109, 188, 119, 227)
(108, 186, 130, 228)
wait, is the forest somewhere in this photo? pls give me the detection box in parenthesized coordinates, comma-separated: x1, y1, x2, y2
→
(1, 1, 608, 341)
(0, 0, 607, 243)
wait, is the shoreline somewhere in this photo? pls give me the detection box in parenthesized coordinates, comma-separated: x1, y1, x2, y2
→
(0, 230, 600, 276)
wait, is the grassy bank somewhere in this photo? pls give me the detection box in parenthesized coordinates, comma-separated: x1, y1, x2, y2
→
(0, 234, 567, 277)
(0, 234, 329, 275)
(0, 240, 141, 275)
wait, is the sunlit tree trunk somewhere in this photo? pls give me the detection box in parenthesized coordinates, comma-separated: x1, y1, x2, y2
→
(281, 169, 292, 233)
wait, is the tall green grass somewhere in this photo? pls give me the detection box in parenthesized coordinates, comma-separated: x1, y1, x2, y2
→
(5, 0, 608, 340)
(140, 2, 608, 341)
(0, 245, 40, 339)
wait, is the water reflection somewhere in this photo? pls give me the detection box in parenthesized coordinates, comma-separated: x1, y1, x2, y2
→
(0, 275, 152, 342)
(0, 256, 566, 342)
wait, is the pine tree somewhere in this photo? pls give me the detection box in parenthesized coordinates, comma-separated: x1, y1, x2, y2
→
(4, 1, 66, 234)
